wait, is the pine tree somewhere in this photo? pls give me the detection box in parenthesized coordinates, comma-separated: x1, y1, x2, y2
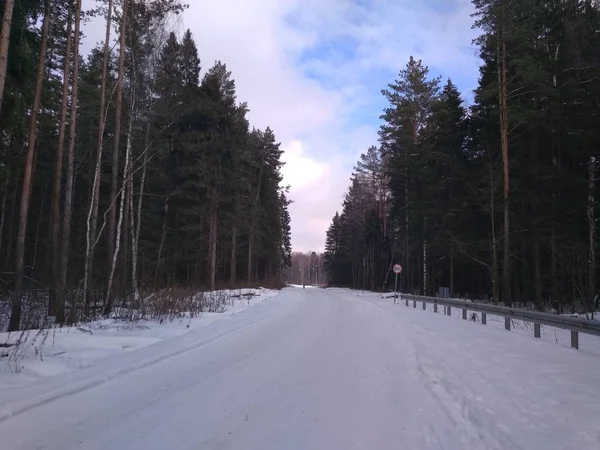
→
(1, 7, 294, 329)
(9, 0, 51, 331)
(379, 56, 440, 293)
(0, 0, 16, 110)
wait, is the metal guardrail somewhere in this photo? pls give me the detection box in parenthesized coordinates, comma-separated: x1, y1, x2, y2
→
(397, 294, 600, 350)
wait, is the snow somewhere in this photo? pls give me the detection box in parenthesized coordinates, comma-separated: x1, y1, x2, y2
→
(391, 293, 600, 358)
(1, 286, 600, 450)
(0, 288, 278, 382)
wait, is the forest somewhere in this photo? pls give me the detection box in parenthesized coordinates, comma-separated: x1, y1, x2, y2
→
(324, 0, 600, 313)
(0, 0, 292, 331)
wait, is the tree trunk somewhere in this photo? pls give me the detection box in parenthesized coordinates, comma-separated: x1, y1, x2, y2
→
(103, 92, 134, 316)
(121, 176, 130, 292)
(588, 156, 596, 312)
(405, 150, 410, 293)
(208, 189, 218, 291)
(423, 215, 427, 295)
(131, 124, 149, 302)
(498, 19, 511, 307)
(56, 0, 82, 324)
(533, 235, 543, 308)
(248, 160, 265, 282)
(0, 0, 15, 110)
(488, 150, 500, 304)
(107, 0, 129, 292)
(84, 0, 113, 316)
(31, 187, 46, 274)
(247, 231, 254, 283)
(49, 5, 73, 316)
(8, 0, 51, 331)
(449, 243, 454, 297)
(128, 175, 135, 298)
(230, 223, 237, 284)
(154, 196, 168, 290)
(0, 176, 8, 257)
(3, 172, 17, 269)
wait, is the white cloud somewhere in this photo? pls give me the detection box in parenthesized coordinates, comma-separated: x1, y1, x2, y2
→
(81, 0, 480, 253)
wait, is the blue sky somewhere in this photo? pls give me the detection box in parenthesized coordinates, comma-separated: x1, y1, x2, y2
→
(292, 0, 480, 131)
(82, 0, 482, 252)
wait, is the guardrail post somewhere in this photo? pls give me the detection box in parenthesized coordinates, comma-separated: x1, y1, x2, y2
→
(401, 295, 600, 346)
(571, 331, 579, 349)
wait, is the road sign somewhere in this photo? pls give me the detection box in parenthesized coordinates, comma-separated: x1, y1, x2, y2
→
(393, 264, 402, 304)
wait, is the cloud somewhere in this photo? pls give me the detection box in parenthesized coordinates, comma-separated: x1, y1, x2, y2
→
(81, 0, 481, 253)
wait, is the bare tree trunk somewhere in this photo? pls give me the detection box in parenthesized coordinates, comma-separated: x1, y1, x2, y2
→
(0, 176, 8, 257)
(107, 0, 129, 292)
(208, 189, 218, 291)
(3, 172, 17, 268)
(404, 151, 410, 293)
(534, 235, 543, 308)
(230, 223, 237, 284)
(588, 156, 596, 312)
(128, 174, 136, 298)
(488, 150, 500, 304)
(498, 19, 511, 306)
(84, 0, 113, 317)
(103, 93, 134, 316)
(247, 233, 254, 284)
(449, 243, 454, 297)
(154, 196, 168, 290)
(423, 216, 427, 295)
(31, 187, 46, 274)
(49, 5, 73, 316)
(56, 0, 82, 324)
(0, 0, 15, 110)
(121, 176, 130, 292)
(131, 125, 149, 302)
(8, 1, 50, 331)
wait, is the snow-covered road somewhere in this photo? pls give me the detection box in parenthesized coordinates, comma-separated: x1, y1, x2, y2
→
(2, 287, 600, 450)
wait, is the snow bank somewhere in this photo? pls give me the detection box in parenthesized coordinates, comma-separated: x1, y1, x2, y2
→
(354, 289, 600, 357)
(0, 288, 278, 382)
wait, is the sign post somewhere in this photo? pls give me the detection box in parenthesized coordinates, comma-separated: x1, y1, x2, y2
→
(393, 264, 402, 304)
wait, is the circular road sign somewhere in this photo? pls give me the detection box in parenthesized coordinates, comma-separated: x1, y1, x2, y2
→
(393, 264, 402, 274)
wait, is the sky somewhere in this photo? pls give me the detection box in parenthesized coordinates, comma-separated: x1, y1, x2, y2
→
(82, 0, 481, 253)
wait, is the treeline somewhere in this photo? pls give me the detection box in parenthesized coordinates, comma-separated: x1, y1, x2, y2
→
(0, 0, 292, 331)
(283, 252, 324, 286)
(324, 0, 600, 312)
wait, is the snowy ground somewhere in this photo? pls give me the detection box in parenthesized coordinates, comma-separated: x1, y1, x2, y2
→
(1, 287, 600, 450)
(0, 288, 278, 384)
(380, 291, 600, 358)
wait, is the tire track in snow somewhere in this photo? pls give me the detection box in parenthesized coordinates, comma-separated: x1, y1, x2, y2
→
(359, 292, 524, 450)
(0, 294, 291, 423)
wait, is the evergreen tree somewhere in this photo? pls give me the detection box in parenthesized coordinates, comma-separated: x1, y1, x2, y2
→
(1, 6, 293, 329)
(325, 3, 600, 314)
